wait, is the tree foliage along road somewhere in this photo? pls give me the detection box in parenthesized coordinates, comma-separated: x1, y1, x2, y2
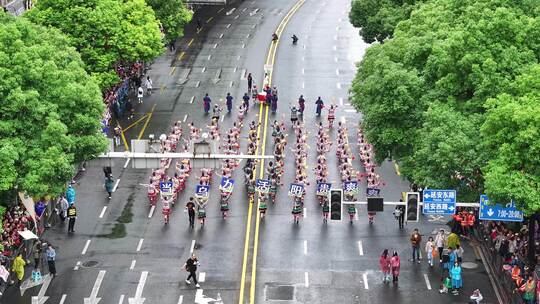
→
(147, 0, 193, 45)
(350, 0, 540, 213)
(25, 0, 163, 90)
(0, 12, 107, 197)
(349, 0, 423, 44)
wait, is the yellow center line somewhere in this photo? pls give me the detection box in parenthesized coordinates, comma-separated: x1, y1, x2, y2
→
(122, 113, 149, 132)
(119, 124, 129, 151)
(206, 16, 214, 23)
(187, 38, 195, 47)
(238, 0, 307, 303)
(197, 27, 204, 34)
(178, 51, 185, 61)
(170, 66, 176, 76)
(217, 7, 224, 14)
(137, 104, 156, 140)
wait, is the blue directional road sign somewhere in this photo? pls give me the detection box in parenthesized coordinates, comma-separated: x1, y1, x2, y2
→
(422, 189, 456, 215)
(479, 195, 524, 222)
(288, 183, 305, 197)
(219, 177, 235, 193)
(317, 183, 331, 196)
(195, 185, 210, 197)
(160, 181, 173, 195)
(256, 179, 271, 194)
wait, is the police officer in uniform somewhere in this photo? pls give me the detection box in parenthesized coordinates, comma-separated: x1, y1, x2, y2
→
(67, 204, 77, 233)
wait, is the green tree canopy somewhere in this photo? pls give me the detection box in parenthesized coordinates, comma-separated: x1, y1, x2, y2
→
(349, 0, 423, 43)
(147, 0, 193, 44)
(351, 0, 540, 209)
(25, 0, 163, 89)
(0, 12, 107, 197)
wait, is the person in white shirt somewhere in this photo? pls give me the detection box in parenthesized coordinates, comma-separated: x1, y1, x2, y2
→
(137, 86, 144, 103)
(469, 289, 483, 303)
(145, 76, 153, 95)
(434, 229, 446, 263)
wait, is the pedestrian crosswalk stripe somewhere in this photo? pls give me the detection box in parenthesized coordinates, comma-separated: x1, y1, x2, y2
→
(199, 272, 206, 282)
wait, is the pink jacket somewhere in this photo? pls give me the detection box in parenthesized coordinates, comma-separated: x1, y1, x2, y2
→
(391, 256, 400, 276)
(379, 255, 391, 272)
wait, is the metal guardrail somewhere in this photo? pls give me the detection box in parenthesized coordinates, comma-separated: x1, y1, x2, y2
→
(186, 0, 226, 5)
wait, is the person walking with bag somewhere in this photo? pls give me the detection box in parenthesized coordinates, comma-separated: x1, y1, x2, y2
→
(425, 236, 436, 267)
(434, 229, 446, 263)
(183, 253, 200, 288)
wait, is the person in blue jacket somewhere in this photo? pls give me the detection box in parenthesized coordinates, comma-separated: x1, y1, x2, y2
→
(242, 93, 250, 110)
(450, 261, 462, 295)
(225, 93, 233, 112)
(66, 184, 76, 205)
(203, 93, 211, 114)
(315, 96, 324, 117)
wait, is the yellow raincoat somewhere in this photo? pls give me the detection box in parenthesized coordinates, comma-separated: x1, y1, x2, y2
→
(12, 255, 26, 280)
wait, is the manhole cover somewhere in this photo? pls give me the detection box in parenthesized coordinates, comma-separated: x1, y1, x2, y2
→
(266, 285, 295, 301)
(82, 260, 99, 268)
(461, 262, 478, 269)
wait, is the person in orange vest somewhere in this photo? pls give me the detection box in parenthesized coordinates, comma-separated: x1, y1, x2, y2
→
(465, 211, 476, 236)
(460, 210, 468, 236)
(453, 213, 463, 235)
(511, 264, 522, 287)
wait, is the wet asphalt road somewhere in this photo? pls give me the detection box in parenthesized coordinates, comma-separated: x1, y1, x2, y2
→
(2, 0, 498, 303)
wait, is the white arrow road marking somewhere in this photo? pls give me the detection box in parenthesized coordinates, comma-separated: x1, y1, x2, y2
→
(118, 295, 125, 304)
(190, 240, 196, 254)
(194, 289, 219, 304)
(130, 260, 136, 270)
(177, 295, 183, 304)
(358, 241, 364, 256)
(424, 273, 432, 290)
(84, 270, 106, 304)
(31, 274, 52, 304)
(129, 271, 148, 304)
(82, 240, 91, 255)
(136, 239, 144, 252)
(304, 272, 309, 287)
(74, 261, 81, 271)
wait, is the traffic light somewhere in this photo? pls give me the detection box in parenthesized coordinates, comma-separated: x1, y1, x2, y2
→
(405, 192, 420, 222)
(330, 189, 342, 221)
(367, 197, 384, 212)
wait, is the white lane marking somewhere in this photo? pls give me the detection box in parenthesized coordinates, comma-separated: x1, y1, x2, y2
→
(201, 67, 206, 73)
(199, 272, 206, 282)
(252, 24, 256, 29)
(303, 240, 307, 255)
(339, 98, 344, 105)
(123, 158, 131, 168)
(334, 35, 338, 41)
(303, 44, 306, 50)
(302, 82, 305, 89)
(234, 14, 240, 19)
(333, 45, 337, 51)
(337, 83, 341, 89)
(190, 96, 195, 104)
(250, 8, 259, 16)
(301, 68, 304, 75)
(303, 208, 307, 218)
(219, 33, 224, 39)
(112, 179, 120, 192)
(221, 115, 225, 122)
(190, 240, 196, 254)
(344, 103, 351, 106)
(246, 33, 250, 38)
(130, 260, 136, 270)
(240, 68, 245, 78)
(196, 81, 201, 88)
(301, 56, 305, 61)
(344, 109, 356, 113)
(85, 270, 106, 303)
(226, 8, 235, 15)
(82, 240, 91, 255)
(242, 7, 247, 12)
(177, 295, 183, 304)
(226, 23, 231, 28)
(363, 273, 369, 289)
(338, 18, 343, 22)
(237, 55, 241, 60)
(358, 241, 364, 256)
(242, 43, 245, 48)
(74, 261, 81, 270)
(229, 81, 234, 88)
(213, 43, 218, 49)
(207, 55, 212, 60)
(118, 295, 125, 304)
(336, 26, 340, 31)
(99, 206, 107, 218)
(59, 294, 67, 304)
(136, 238, 144, 252)
(424, 274, 432, 290)
(148, 205, 155, 218)
(304, 272, 309, 287)
(130, 271, 148, 302)
(183, 114, 188, 122)
(334, 56, 338, 62)
(336, 69, 340, 76)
